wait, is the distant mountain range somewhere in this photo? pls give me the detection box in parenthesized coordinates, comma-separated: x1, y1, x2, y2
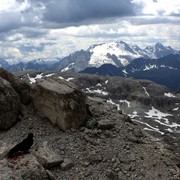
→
(54, 41, 179, 72)
(0, 41, 179, 90)
(1, 41, 178, 72)
(81, 54, 180, 91)
(0, 59, 59, 72)
(0, 58, 10, 69)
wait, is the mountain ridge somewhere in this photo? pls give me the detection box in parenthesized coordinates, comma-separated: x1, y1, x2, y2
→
(81, 54, 180, 91)
(54, 41, 179, 72)
(1, 41, 179, 73)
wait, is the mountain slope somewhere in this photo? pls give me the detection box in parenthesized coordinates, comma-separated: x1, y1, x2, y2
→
(53, 50, 91, 72)
(3, 41, 179, 73)
(81, 54, 180, 91)
(55, 41, 179, 72)
(0, 58, 9, 69)
(7, 59, 57, 72)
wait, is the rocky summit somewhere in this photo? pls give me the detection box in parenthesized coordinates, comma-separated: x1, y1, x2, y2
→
(0, 68, 180, 180)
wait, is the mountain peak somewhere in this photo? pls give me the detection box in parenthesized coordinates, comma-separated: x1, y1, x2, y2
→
(155, 42, 165, 49)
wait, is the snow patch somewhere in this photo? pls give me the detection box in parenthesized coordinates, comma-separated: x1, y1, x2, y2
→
(164, 93, 176, 98)
(61, 63, 75, 72)
(59, 76, 64, 80)
(145, 106, 172, 120)
(27, 73, 43, 84)
(85, 88, 108, 96)
(122, 69, 128, 74)
(144, 106, 180, 131)
(132, 119, 164, 135)
(61, 66, 70, 72)
(142, 86, 150, 96)
(173, 107, 179, 111)
(45, 73, 54, 77)
(107, 99, 120, 110)
(119, 100, 131, 107)
(143, 64, 157, 71)
(96, 83, 102, 87)
(66, 77, 74, 81)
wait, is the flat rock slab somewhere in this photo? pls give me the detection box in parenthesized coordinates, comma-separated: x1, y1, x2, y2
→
(34, 141, 63, 169)
(97, 119, 115, 130)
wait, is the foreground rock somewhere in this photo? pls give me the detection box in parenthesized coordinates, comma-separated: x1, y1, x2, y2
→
(32, 78, 88, 131)
(0, 77, 21, 130)
(34, 141, 63, 169)
(0, 96, 179, 180)
(0, 68, 31, 105)
(0, 70, 179, 179)
(0, 154, 50, 180)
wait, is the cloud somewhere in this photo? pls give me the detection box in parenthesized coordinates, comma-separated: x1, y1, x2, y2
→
(127, 16, 180, 25)
(0, 0, 179, 62)
(42, 0, 140, 26)
(0, 0, 44, 35)
(0, 12, 22, 33)
(0, 0, 141, 39)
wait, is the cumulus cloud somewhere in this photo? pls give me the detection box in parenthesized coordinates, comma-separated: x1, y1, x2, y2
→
(0, 0, 179, 62)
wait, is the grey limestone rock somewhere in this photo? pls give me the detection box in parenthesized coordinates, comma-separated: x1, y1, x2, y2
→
(33, 141, 63, 169)
(32, 78, 88, 131)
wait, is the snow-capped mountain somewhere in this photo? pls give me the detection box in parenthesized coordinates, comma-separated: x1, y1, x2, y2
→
(88, 41, 143, 66)
(56, 41, 179, 72)
(144, 43, 177, 59)
(2, 41, 179, 74)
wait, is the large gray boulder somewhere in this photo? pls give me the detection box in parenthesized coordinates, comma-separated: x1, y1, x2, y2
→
(0, 77, 21, 130)
(32, 78, 88, 131)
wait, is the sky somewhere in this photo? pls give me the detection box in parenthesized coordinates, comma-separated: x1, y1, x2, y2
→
(0, 0, 179, 63)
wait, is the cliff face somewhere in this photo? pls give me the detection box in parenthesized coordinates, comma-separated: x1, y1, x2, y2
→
(0, 69, 179, 179)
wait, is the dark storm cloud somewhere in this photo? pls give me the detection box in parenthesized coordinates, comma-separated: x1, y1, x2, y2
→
(0, 0, 141, 38)
(19, 27, 49, 38)
(42, 0, 139, 25)
(0, 12, 22, 33)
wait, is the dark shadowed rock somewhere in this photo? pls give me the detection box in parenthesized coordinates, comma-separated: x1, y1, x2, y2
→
(0, 77, 21, 130)
(60, 158, 74, 171)
(88, 152, 103, 164)
(32, 78, 88, 131)
(97, 119, 115, 130)
(0, 68, 31, 105)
